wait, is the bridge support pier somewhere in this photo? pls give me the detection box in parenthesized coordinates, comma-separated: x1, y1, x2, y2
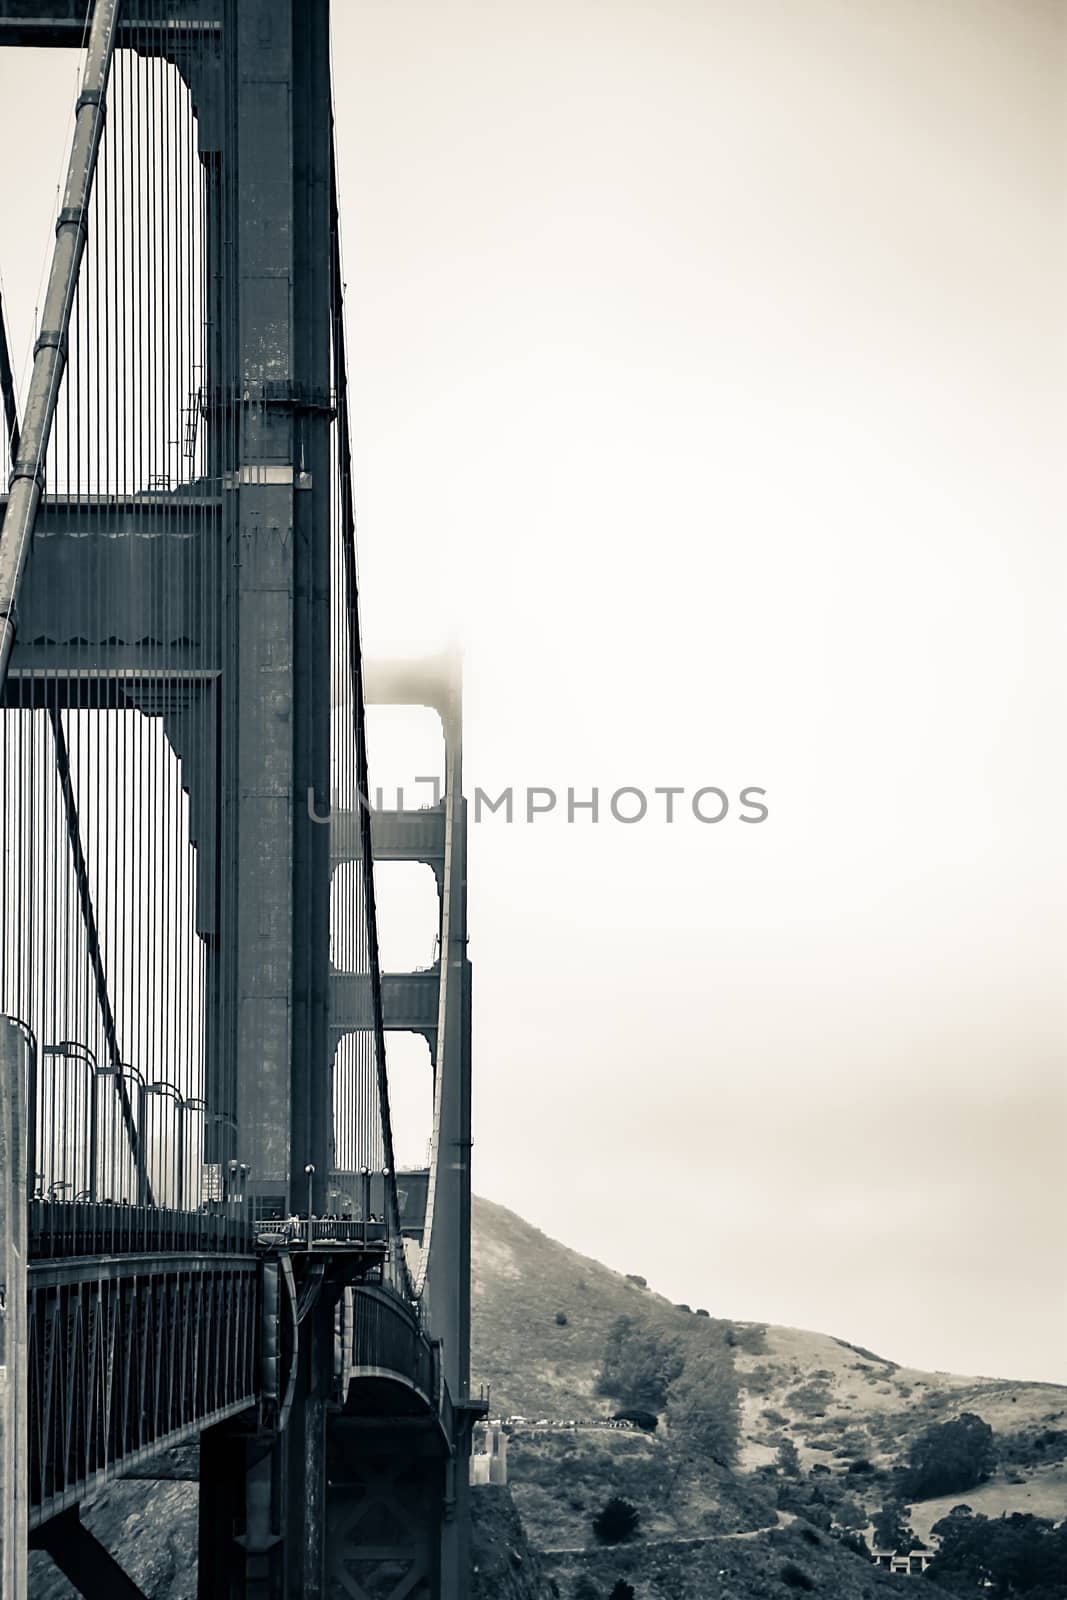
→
(199, 1303, 335, 1599)
(325, 1420, 446, 1600)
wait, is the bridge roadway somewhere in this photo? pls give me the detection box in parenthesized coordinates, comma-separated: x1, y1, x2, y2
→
(24, 1201, 447, 1534)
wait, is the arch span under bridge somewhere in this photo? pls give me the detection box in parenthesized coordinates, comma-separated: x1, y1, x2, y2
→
(0, 4, 482, 1596)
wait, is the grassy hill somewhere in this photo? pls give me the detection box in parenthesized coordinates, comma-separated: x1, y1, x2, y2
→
(471, 1194, 1067, 1596)
(472, 1195, 1065, 1453)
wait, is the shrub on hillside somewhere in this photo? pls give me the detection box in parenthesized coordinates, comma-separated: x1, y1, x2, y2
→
(779, 1562, 815, 1590)
(788, 1381, 832, 1416)
(833, 1495, 867, 1531)
(999, 1427, 1067, 1470)
(835, 1529, 872, 1562)
(797, 1504, 833, 1532)
(592, 1496, 640, 1545)
(555, 1311, 568, 1326)
(902, 1412, 996, 1500)
(608, 1583, 635, 1600)
(722, 1321, 767, 1355)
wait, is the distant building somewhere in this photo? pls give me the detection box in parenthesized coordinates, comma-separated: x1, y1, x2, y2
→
(871, 1549, 936, 1576)
(470, 1423, 508, 1486)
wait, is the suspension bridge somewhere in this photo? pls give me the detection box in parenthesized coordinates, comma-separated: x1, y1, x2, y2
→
(0, 3, 481, 1595)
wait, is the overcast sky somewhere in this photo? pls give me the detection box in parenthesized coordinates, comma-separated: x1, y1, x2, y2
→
(2, 0, 1064, 1385)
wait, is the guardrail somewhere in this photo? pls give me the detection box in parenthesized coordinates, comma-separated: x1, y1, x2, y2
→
(256, 1216, 390, 1252)
(28, 1253, 259, 1528)
(29, 1200, 252, 1259)
(339, 1285, 439, 1410)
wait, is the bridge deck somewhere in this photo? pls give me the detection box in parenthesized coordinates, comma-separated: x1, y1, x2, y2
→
(28, 1252, 259, 1530)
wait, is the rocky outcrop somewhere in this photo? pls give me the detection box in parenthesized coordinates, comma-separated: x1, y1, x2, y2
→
(471, 1485, 558, 1600)
(28, 1482, 199, 1600)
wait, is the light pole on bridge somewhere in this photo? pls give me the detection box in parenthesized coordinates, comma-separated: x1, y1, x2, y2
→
(144, 1084, 206, 1211)
(40, 1042, 99, 1203)
(95, 1061, 148, 1206)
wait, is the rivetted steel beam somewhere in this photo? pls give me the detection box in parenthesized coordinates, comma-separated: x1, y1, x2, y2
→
(0, 495, 218, 694)
(0, 0, 121, 693)
(330, 967, 441, 1054)
(0, 1, 218, 48)
(333, 804, 446, 886)
(0, 0, 92, 45)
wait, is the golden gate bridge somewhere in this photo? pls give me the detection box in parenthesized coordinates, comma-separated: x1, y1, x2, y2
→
(0, 3, 480, 1595)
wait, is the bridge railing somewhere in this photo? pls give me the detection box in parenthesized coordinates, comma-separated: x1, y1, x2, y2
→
(340, 1284, 440, 1409)
(28, 1199, 252, 1260)
(28, 1252, 259, 1529)
(11, 1028, 254, 1260)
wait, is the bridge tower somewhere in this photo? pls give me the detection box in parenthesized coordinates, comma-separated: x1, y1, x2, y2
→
(0, 3, 481, 1596)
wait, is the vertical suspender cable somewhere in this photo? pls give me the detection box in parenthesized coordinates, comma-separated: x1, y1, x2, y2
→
(0, 0, 123, 693)
(47, 708, 152, 1204)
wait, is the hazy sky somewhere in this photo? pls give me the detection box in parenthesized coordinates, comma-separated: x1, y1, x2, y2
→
(2, 0, 1064, 1384)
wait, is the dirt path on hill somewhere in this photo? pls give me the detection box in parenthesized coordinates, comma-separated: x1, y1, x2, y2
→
(540, 1523, 782, 1557)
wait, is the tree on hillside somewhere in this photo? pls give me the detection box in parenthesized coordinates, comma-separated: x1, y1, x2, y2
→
(872, 1500, 918, 1555)
(596, 1316, 683, 1412)
(796, 1503, 833, 1532)
(834, 1494, 868, 1531)
(925, 1510, 1067, 1597)
(591, 1497, 640, 1545)
(930, 1506, 974, 1537)
(903, 1412, 996, 1500)
(777, 1438, 801, 1477)
(608, 1584, 635, 1600)
(835, 1528, 872, 1562)
(664, 1340, 741, 1468)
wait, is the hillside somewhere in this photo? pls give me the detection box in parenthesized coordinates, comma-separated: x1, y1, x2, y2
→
(472, 1193, 1065, 1456)
(471, 1195, 1067, 1595)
